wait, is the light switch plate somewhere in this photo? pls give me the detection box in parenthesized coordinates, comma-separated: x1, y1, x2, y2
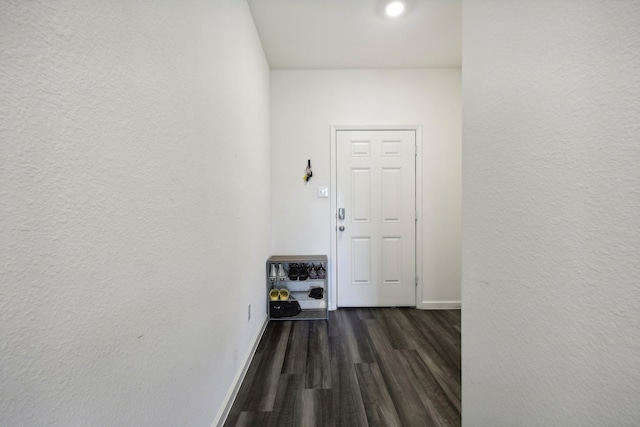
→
(317, 186, 329, 198)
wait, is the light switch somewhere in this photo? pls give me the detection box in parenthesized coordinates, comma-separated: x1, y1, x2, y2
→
(317, 186, 329, 198)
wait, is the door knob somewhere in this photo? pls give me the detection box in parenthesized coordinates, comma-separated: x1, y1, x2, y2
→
(339, 225, 345, 231)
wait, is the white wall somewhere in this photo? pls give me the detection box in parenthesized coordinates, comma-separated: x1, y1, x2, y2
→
(271, 69, 461, 308)
(462, 1, 640, 425)
(0, 1, 270, 426)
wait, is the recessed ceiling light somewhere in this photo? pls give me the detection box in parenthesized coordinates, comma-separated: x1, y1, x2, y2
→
(385, 1, 405, 18)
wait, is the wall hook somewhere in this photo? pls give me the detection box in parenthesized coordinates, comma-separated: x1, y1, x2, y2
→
(304, 159, 313, 182)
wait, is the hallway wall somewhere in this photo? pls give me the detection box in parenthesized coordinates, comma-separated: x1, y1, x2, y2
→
(271, 69, 462, 308)
(462, 1, 640, 425)
(0, 1, 270, 425)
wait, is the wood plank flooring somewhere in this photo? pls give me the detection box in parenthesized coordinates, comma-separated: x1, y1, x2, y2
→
(224, 308, 461, 427)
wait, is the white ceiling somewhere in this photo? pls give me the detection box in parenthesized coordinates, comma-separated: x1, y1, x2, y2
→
(247, 0, 462, 69)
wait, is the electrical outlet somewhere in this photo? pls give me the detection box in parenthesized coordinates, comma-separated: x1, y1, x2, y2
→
(247, 303, 251, 321)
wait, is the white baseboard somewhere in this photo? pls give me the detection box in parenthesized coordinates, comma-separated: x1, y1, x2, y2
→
(212, 318, 268, 427)
(419, 301, 461, 310)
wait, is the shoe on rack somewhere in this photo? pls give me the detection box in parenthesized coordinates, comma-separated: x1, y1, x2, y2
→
(277, 264, 287, 281)
(269, 264, 277, 281)
(279, 288, 290, 301)
(308, 287, 323, 299)
(269, 288, 280, 301)
(317, 264, 326, 279)
(287, 263, 299, 280)
(309, 264, 318, 279)
(298, 263, 309, 281)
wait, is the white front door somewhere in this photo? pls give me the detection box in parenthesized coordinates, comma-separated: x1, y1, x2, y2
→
(336, 129, 416, 307)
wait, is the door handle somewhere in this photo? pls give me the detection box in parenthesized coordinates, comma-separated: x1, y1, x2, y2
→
(338, 208, 345, 220)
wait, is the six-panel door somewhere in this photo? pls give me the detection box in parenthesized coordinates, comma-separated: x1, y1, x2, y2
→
(336, 130, 416, 307)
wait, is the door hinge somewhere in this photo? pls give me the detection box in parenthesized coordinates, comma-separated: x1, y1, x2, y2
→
(415, 277, 419, 287)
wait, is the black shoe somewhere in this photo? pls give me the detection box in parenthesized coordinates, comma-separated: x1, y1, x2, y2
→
(309, 287, 323, 299)
(288, 263, 299, 280)
(298, 263, 309, 281)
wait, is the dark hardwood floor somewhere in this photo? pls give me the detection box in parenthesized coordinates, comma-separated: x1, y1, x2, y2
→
(224, 308, 461, 427)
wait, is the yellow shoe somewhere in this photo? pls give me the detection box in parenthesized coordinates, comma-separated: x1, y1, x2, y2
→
(279, 289, 290, 301)
(269, 289, 280, 301)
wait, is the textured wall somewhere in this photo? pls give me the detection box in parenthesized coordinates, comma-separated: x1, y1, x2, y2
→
(462, 1, 640, 425)
(0, 1, 270, 425)
(271, 69, 462, 307)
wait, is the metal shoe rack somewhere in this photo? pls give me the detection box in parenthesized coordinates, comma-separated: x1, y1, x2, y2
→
(266, 255, 328, 321)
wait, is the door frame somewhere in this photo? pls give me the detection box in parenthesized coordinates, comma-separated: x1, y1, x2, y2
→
(329, 125, 423, 310)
